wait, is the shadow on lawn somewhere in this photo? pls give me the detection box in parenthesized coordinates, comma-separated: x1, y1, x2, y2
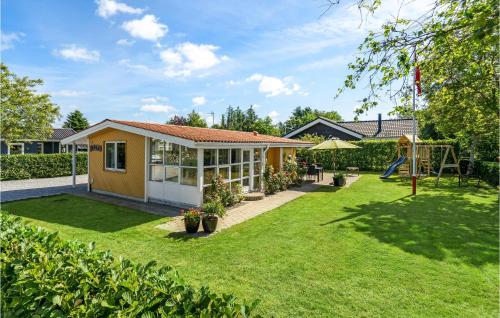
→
(4, 194, 163, 233)
(322, 191, 499, 267)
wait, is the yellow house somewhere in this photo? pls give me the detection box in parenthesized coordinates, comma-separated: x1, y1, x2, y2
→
(62, 119, 312, 207)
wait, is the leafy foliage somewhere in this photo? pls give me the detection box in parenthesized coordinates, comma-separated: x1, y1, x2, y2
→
(204, 174, 243, 207)
(63, 110, 90, 131)
(298, 137, 461, 171)
(0, 213, 259, 317)
(0, 153, 88, 180)
(202, 200, 226, 218)
(474, 161, 499, 186)
(0, 63, 60, 143)
(263, 165, 294, 194)
(180, 208, 201, 222)
(216, 105, 280, 136)
(278, 106, 343, 135)
(167, 110, 208, 128)
(333, 0, 498, 162)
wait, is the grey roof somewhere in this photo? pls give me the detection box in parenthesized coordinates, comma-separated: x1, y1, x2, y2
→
(320, 117, 414, 138)
(50, 128, 77, 140)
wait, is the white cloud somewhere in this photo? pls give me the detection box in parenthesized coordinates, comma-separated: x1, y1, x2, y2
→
(160, 42, 226, 78)
(95, 0, 143, 18)
(192, 96, 206, 106)
(54, 45, 100, 63)
(1, 32, 24, 51)
(268, 110, 279, 123)
(122, 15, 167, 42)
(51, 90, 87, 97)
(116, 38, 135, 46)
(141, 96, 168, 103)
(246, 73, 303, 97)
(140, 104, 176, 113)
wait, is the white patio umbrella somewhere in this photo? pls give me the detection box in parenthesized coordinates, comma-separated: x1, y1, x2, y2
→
(309, 138, 361, 175)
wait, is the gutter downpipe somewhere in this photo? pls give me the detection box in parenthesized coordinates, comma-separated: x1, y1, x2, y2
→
(412, 46, 417, 195)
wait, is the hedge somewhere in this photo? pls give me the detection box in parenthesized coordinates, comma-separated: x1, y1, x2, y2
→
(0, 212, 259, 317)
(297, 139, 461, 172)
(475, 161, 499, 186)
(0, 153, 88, 180)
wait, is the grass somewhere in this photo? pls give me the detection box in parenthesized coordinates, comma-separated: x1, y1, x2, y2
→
(3, 174, 498, 317)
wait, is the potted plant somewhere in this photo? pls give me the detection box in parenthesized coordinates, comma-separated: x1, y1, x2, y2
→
(201, 200, 225, 233)
(333, 172, 346, 187)
(181, 208, 201, 233)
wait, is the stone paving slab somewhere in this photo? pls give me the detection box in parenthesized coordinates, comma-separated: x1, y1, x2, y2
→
(157, 173, 361, 236)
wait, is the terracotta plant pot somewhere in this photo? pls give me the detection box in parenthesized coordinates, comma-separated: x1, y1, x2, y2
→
(184, 218, 200, 233)
(202, 215, 218, 233)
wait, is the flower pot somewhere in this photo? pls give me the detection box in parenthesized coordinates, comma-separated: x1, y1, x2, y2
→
(334, 177, 346, 187)
(184, 218, 200, 233)
(202, 215, 218, 233)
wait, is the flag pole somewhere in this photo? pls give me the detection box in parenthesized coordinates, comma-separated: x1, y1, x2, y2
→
(411, 46, 417, 195)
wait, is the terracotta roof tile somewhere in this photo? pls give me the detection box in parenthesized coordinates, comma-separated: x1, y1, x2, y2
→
(110, 120, 312, 144)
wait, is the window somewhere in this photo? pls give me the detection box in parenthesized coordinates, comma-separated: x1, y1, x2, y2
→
(243, 163, 250, 177)
(231, 149, 241, 164)
(218, 149, 229, 165)
(243, 150, 250, 162)
(254, 162, 261, 175)
(204, 167, 216, 184)
(181, 146, 197, 167)
(165, 166, 179, 183)
(8, 143, 24, 155)
(149, 165, 163, 181)
(254, 148, 261, 162)
(165, 143, 180, 165)
(36, 143, 43, 154)
(181, 167, 197, 186)
(253, 176, 261, 191)
(219, 166, 230, 180)
(150, 139, 164, 164)
(231, 164, 241, 180)
(105, 142, 126, 171)
(204, 149, 217, 166)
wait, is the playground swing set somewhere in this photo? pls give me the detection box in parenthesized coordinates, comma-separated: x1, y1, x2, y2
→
(380, 135, 462, 185)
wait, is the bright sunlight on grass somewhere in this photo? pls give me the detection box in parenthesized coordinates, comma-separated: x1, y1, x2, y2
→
(3, 173, 498, 317)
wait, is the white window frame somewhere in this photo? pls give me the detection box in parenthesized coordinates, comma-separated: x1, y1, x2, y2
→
(7, 143, 24, 155)
(105, 141, 126, 172)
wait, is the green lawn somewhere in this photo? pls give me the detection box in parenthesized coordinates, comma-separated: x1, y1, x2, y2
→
(3, 174, 498, 317)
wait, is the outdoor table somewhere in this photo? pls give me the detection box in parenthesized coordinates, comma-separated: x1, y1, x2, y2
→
(346, 167, 359, 176)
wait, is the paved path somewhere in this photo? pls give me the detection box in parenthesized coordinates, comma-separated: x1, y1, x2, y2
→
(1, 175, 88, 202)
(157, 173, 361, 236)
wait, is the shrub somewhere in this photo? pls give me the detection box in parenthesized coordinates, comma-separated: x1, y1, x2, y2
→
(283, 159, 304, 185)
(475, 160, 499, 186)
(202, 200, 226, 218)
(0, 153, 87, 180)
(204, 174, 242, 207)
(263, 165, 280, 194)
(0, 212, 259, 317)
(297, 138, 460, 172)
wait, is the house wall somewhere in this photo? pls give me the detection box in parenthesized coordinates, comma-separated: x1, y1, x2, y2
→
(266, 147, 281, 170)
(1, 142, 8, 154)
(88, 128, 145, 200)
(290, 122, 361, 141)
(43, 142, 60, 154)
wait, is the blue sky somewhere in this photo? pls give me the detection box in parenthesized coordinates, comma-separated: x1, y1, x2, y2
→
(1, 0, 431, 127)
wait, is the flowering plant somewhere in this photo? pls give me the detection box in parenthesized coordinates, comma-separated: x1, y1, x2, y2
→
(180, 208, 201, 222)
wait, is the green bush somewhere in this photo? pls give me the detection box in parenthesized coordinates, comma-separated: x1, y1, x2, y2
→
(0, 212, 259, 317)
(297, 139, 460, 172)
(204, 174, 242, 207)
(0, 153, 88, 180)
(475, 161, 499, 186)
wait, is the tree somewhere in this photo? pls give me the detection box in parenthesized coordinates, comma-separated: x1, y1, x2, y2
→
(331, 0, 498, 164)
(186, 110, 208, 128)
(216, 105, 281, 136)
(279, 106, 343, 135)
(167, 111, 207, 128)
(0, 64, 60, 143)
(63, 110, 89, 131)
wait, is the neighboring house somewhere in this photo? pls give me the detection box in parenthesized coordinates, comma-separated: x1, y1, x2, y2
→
(61, 119, 312, 207)
(284, 114, 415, 141)
(0, 128, 77, 155)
